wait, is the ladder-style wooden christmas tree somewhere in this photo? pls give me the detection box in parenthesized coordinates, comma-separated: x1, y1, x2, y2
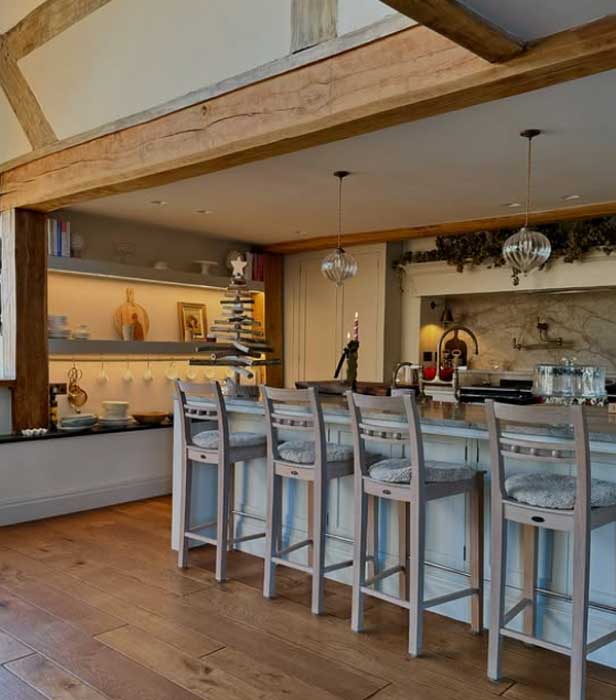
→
(190, 256, 279, 396)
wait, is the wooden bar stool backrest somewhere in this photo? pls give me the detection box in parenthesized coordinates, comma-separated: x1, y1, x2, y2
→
(176, 380, 229, 454)
(347, 391, 425, 491)
(485, 400, 591, 520)
(261, 385, 326, 467)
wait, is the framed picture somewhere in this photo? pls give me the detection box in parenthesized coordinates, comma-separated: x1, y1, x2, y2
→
(178, 302, 207, 341)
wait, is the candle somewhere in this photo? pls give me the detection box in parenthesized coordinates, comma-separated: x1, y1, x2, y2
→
(353, 312, 359, 341)
(347, 332, 351, 342)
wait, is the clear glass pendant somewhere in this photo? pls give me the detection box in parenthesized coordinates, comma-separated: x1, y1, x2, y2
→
(503, 226, 551, 275)
(321, 170, 358, 285)
(503, 130, 551, 283)
(321, 247, 358, 286)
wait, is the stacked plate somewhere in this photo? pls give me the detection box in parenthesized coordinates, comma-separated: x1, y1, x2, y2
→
(48, 315, 71, 339)
(59, 413, 98, 431)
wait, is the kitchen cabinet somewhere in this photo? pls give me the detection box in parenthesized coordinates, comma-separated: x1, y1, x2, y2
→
(284, 243, 401, 387)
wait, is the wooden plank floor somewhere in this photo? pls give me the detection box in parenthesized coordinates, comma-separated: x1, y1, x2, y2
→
(0, 498, 615, 699)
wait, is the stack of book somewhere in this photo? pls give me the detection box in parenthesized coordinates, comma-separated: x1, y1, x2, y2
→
(46, 218, 71, 257)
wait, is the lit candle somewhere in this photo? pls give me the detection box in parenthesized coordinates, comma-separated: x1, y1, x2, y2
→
(353, 312, 359, 341)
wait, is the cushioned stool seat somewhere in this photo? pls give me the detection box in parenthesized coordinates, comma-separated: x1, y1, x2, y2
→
(505, 472, 616, 510)
(193, 430, 266, 450)
(369, 457, 473, 484)
(277, 440, 353, 465)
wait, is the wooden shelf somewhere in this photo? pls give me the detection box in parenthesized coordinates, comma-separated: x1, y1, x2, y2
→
(48, 256, 265, 292)
(49, 339, 205, 356)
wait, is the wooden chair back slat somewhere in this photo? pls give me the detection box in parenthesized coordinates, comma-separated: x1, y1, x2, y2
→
(176, 380, 228, 454)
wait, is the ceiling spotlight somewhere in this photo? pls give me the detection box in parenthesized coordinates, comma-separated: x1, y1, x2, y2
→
(195, 209, 214, 214)
(561, 194, 581, 201)
(150, 200, 167, 207)
(502, 202, 522, 208)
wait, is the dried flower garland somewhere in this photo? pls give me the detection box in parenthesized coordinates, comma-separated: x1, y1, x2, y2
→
(395, 216, 616, 285)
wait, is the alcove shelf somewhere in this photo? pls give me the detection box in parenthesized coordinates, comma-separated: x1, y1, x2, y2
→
(48, 256, 265, 292)
(48, 339, 204, 356)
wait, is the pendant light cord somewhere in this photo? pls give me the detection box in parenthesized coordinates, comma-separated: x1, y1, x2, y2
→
(337, 174, 343, 248)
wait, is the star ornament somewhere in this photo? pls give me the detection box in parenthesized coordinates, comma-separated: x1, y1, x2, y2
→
(231, 256, 248, 279)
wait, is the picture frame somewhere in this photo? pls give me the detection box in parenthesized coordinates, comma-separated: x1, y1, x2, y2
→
(177, 302, 207, 341)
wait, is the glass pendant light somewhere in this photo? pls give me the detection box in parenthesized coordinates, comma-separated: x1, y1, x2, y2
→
(502, 129, 551, 283)
(321, 171, 358, 286)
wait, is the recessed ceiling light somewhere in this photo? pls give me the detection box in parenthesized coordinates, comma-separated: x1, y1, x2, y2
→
(295, 230, 308, 237)
(502, 202, 522, 208)
(561, 194, 581, 201)
(195, 209, 214, 215)
(150, 200, 167, 206)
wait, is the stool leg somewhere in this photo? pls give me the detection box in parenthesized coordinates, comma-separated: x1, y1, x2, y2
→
(488, 505, 508, 681)
(408, 497, 425, 657)
(263, 465, 282, 600)
(570, 529, 590, 700)
(227, 463, 236, 552)
(470, 472, 485, 634)
(367, 495, 379, 579)
(352, 487, 369, 632)
(178, 457, 193, 569)
(311, 475, 328, 615)
(521, 524, 538, 637)
(399, 502, 410, 601)
(215, 457, 231, 582)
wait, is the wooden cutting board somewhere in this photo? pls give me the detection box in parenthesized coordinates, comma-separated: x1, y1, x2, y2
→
(113, 288, 150, 339)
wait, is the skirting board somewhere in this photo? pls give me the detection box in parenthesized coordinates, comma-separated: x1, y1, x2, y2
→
(0, 475, 172, 526)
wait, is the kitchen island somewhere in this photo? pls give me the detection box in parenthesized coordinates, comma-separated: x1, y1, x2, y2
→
(171, 397, 616, 668)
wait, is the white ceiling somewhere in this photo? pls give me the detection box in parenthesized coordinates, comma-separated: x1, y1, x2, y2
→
(70, 68, 616, 246)
(460, 0, 615, 41)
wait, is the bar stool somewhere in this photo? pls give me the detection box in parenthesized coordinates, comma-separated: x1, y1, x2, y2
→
(176, 381, 267, 582)
(348, 391, 484, 656)
(261, 386, 355, 614)
(485, 401, 616, 700)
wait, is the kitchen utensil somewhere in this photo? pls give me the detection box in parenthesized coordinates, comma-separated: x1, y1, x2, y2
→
(102, 401, 129, 419)
(143, 360, 154, 383)
(186, 366, 198, 381)
(67, 365, 88, 413)
(122, 362, 134, 383)
(113, 288, 150, 340)
(132, 411, 170, 426)
(72, 324, 91, 340)
(96, 362, 109, 385)
(532, 359, 607, 405)
(166, 361, 178, 381)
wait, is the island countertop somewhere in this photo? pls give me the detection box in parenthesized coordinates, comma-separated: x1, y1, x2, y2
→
(184, 396, 616, 452)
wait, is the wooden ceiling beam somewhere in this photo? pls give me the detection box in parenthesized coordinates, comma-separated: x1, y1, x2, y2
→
(3, 17, 616, 212)
(0, 38, 57, 149)
(5, 0, 113, 61)
(379, 0, 524, 62)
(264, 201, 616, 254)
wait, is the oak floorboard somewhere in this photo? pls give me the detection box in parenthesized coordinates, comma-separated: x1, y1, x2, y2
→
(97, 625, 294, 700)
(0, 666, 47, 700)
(6, 653, 110, 700)
(0, 629, 32, 664)
(43, 572, 223, 657)
(63, 565, 387, 700)
(0, 590, 200, 700)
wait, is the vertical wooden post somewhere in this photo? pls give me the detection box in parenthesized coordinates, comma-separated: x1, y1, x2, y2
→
(291, 0, 337, 53)
(263, 253, 284, 387)
(12, 208, 48, 430)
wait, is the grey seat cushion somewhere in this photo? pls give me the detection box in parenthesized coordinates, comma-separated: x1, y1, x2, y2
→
(505, 472, 616, 510)
(369, 457, 473, 484)
(277, 440, 353, 465)
(193, 430, 266, 450)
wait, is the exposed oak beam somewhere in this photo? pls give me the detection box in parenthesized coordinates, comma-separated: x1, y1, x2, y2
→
(379, 0, 524, 62)
(3, 18, 616, 212)
(5, 0, 113, 61)
(0, 38, 56, 149)
(264, 201, 616, 254)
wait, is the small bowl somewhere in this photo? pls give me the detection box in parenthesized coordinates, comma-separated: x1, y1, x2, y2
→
(132, 411, 170, 426)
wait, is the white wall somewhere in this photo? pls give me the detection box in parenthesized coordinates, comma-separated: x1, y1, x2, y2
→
(337, 0, 398, 35)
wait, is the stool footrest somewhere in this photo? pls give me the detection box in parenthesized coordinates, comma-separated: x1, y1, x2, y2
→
(501, 628, 570, 656)
(503, 597, 532, 626)
(232, 532, 266, 545)
(276, 538, 312, 558)
(364, 564, 405, 588)
(424, 587, 478, 610)
(271, 557, 312, 574)
(323, 559, 353, 574)
(184, 531, 217, 546)
(361, 586, 410, 610)
(587, 629, 616, 655)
